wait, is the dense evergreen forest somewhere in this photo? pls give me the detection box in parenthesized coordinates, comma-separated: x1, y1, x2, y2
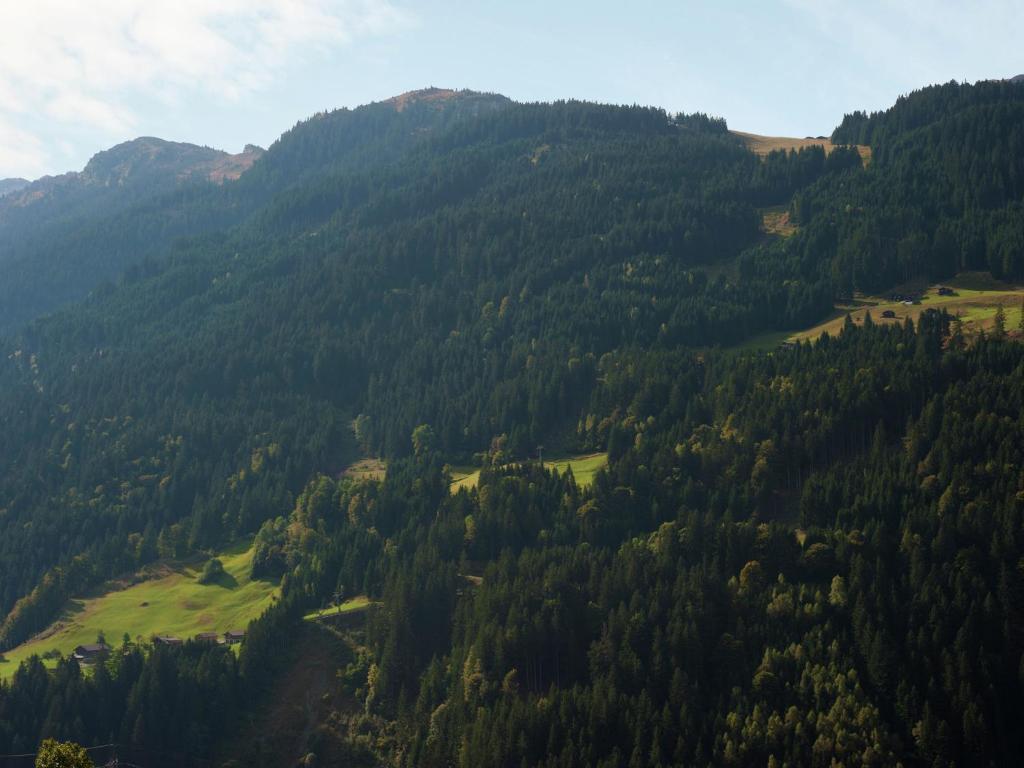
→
(1, 80, 1024, 766)
(0, 89, 507, 332)
(824, 79, 1024, 289)
(0, 94, 844, 642)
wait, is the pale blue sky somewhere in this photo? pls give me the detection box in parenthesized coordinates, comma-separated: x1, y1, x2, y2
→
(1, 0, 1021, 179)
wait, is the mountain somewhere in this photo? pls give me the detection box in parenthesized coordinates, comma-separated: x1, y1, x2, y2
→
(826, 78, 1024, 288)
(1, 81, 1024, 765)
(0, 90, 510, 332)
(0, 139, 265, 332)
(244, 87, 510, 189)
(385, 85, 511, 114)
(0, 137, 261, 224)
(0, 95, 823, 639)
(0, 178, 29, 197)
(1009, 73, 1024, 83)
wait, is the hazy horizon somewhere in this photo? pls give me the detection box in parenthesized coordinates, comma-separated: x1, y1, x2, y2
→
(2, 0, 1022, 180)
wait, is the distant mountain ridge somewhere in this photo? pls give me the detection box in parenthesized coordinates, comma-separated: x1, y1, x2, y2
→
(1011, 74, 1024, 83)
(0, 137, 262, 216)
(384, 86, 510, 115)
(0, 88, 500, 228)
(248, 87, 511, 190)
(0, 178, 29, 197)
(81, 136, 263, 187)
(0, 88, 512, 331)
(1, 79, 1018, 336)
(0, 139, 265, 331)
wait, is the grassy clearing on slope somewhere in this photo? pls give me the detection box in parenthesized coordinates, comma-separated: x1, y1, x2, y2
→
(550, 453, 608, 486)
(789, 282, 1024, 343)
(303, 595, 375, 622)
(449, 465, 480, 492)
(340, 457, 387, 482)
(736, 275, 1024, 351)
(449, 453, 608, 493)
(733, 330, 794, 353)
(761, 206, 798, 238)
(0, 543, 279, 679)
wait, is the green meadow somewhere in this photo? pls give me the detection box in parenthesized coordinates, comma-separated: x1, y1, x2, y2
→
(449, 452, 608, 493)
(302, 595, 375, 622)
(737, 274, 1024, 351)
(0, 543, 279, 679)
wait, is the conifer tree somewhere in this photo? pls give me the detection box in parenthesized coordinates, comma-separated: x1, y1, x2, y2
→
(994, 303, 1007, 338)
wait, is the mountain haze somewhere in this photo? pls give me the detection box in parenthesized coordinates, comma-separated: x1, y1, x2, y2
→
(0, 137, 260, 224)
(0, 178, 29, 197)
(0, 89, 512, 332)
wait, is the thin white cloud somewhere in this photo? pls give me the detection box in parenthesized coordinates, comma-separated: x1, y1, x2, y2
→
(0, 0, 412, 178)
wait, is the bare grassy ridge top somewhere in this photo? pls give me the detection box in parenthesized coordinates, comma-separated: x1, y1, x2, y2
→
(733, 131, 872, 163)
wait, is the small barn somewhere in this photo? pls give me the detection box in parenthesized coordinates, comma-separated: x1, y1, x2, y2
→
(195, 631, 220, 644)
(224, 629, 246, 645)
(73, 643, 111, 662)
(154, 636, 183, 647)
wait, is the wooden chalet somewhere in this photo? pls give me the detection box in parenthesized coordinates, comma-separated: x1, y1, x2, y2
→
(154, 635, 183, 647)
(224, 629, 246, 645)
(195, 631, 220, 644)
(73, 643, 111, 662)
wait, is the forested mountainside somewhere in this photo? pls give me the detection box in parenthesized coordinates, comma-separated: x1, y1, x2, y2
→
(0, 88, 507, 332)
(0, 138, 255, 332)
(0, 97, 845, 640)
(5, 315, 1024, 767)
(823, 78, 1024, 289)
(1, 80, 1024, 766)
